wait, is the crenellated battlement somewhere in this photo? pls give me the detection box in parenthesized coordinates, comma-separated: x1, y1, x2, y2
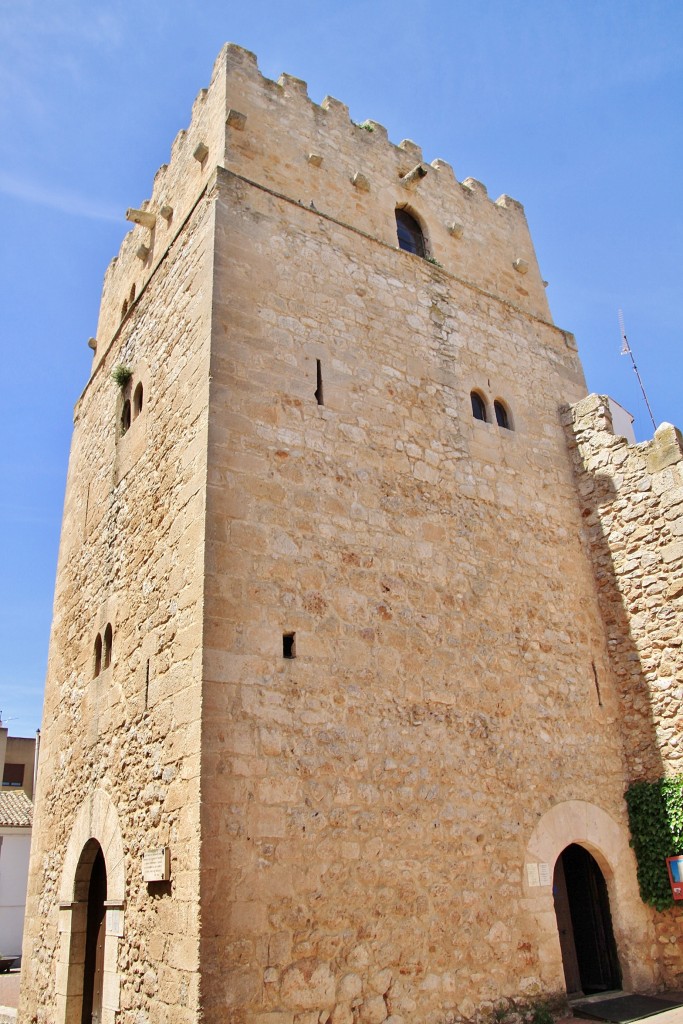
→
(93, 43, 552, 366)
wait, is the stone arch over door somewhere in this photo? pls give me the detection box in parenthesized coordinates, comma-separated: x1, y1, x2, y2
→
(56, 789, 126, 1024)
(521, 800, 656, 994)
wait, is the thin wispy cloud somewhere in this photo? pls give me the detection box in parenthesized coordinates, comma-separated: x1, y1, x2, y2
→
(0, 171, 121, 223)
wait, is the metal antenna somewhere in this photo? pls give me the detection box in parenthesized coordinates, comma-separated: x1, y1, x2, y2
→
(618, 309, 656, 431)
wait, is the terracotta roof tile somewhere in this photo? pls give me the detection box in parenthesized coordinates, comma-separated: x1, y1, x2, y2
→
(0, 790, 33, 827)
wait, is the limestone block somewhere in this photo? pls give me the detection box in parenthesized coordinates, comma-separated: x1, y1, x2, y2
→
(648, 423, 683, 473)
(359, 995, 387, 1024)
(331, 1006, 354, 1024)
(337, 973, 362, 1001)
(226, 108, 247, 130)
(368, 969, 392, 995)
(352, 172, 370, 193)
(280, 964, 336, 1010)
(126, 208, 157, 229)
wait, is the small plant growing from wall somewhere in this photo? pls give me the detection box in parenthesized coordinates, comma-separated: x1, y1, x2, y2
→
(486, 996, 566, 1024)
(111, 364, 133, 389)
(625, 776, 683, 910)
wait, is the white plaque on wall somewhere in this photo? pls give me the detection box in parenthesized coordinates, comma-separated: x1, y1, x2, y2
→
(142, 847, 170, 882)
(526, 863, 540, 888)
(538, 862, 551, 887)
(106, 908, 124, 937)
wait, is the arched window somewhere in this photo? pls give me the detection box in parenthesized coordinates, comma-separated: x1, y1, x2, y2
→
(129, 283, 136, 305)
(133, 382, 143, 419)
(121, 399, 131, 435)
(103, 624, 113, 670)
(494, 400, 512, 430)
(121, 299, 128, 320)
(94, 634, 102, 678)
(396, 209, 426, 258)
(471, 391, 487, 422)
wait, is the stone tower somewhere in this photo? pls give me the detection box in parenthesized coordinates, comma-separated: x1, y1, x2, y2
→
(20, 44, 683, 1024)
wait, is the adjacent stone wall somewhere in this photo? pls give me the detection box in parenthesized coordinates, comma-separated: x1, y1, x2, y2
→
(564, 395, 683, 782)
(20, 186, 215, 1024)
(564, 395, 683, 986)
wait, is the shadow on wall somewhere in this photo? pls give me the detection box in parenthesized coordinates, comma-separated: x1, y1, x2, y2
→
(563, 395, 683, 984)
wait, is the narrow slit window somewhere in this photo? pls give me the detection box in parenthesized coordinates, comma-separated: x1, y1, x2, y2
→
(94, 634, 102, 677)
(283, 633, 296, 659)
(494, 400, 512, 430)
(103, 623, 113, 669)
(315, 359, 324, 406)
(471, 391, 487, 422)
(121, 399, 131, 435)
(396, 209, 426, 258)
(133, 382, 144, 418)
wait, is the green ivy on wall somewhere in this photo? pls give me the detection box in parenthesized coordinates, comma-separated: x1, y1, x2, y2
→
(625, 777, 683, 911)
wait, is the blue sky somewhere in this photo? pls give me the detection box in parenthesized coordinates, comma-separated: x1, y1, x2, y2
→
(1, 0, 681, 735)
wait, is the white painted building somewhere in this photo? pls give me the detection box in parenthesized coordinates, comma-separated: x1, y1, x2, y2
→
(0, 792, 33, 955)
(0, 727, 36, 959)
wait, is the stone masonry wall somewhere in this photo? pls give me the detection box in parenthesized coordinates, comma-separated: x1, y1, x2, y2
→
(564, 396, 683, 988)
(199, 168, 656, 1024)
(20, 187, 215, 1024)
(94, 43, 552, 376)
(564, 395, 683, 783)
(24, 43, 676, 1024)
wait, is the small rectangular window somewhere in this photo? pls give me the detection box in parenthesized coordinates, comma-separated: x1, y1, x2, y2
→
(283, 633, 296, 659)
(2, 763, 25, 787)
(315, 360, 324, 406)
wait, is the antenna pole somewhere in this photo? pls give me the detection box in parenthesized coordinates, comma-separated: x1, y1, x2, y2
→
(618, 310, 656, 432)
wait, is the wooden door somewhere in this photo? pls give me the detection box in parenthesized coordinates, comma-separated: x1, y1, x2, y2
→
(81, 847, 107, 1024)
(555, 845, 622, 995)
(553, 855, 582, 995)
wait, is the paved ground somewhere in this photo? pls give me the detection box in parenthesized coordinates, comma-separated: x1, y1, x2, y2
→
(0, 967, 19, 1018)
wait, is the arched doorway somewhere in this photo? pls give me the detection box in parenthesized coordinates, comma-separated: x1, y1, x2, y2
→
(553, 844, 622, 996)
(56, 790, 125, 1024)
(79, 843, 107, 1024)
(69, 839, 108, 1024)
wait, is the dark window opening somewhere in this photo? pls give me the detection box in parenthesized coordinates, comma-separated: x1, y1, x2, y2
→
(494, 400, 511, 430)
(121, 400, 131, 435)
(133, 382, 143, 419)
(103, 624, 113, 669)
(129, 283, 136, 305)
(471, 391, 487, 421)
(283, 633, 296, 659)
(396, 209, 426, 258)
(2, 763, 25, 788)
(94, 634, 102, 677)
(315, 360, 324, 406)
(121, 299, 128, 320)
